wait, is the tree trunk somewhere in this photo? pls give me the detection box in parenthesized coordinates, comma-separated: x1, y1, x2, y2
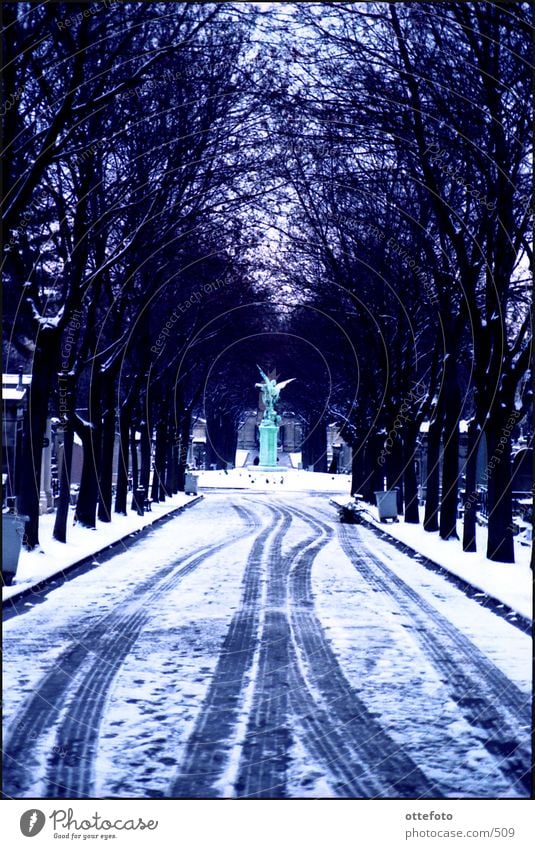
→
(204, 429, 218, 470)
(159, 420, 169, 500)
(423, 407, 443, 532)
(302, 421, 312, 470)
(351, 434, 380, 501)
(164, 439, 175, 494)
(140, 421, 151, 500)
(312, 422, 327, 473)
(462, 419, 481, 552)
(439, 371, 461, 540)
(74, 371, 102, 528)
(370, 432, 385, 501)
(403, 425, 420, 523)
(18, 329, 59, 548)
(177, 410, 192, 492)
(130, 425, 139, 510)
(114, 406, 130, 515)
(164, 415, 176, 494)
(151, 420, 167, 502)
(386, 432, 404, 513)
(206, 407, 236, 469)
(302, 417, 327, 473)
(97, 377, 115, 522)
(53, 424, 73, 543)
(485, 421, 514, 563)
(74, 415, 99, 528)
(224, 421, 238, 469)
(439, 419, 460, 539)
(173, 443, 181, 492)
(359, 441, 374, 502)
(350, 444, 363, 497)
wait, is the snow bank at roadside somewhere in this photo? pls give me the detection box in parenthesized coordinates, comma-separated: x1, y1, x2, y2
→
(330, 497, 532, 620)
(3, 493, 199, 601)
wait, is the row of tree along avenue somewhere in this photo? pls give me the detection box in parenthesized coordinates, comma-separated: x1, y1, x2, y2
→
(3, 2, 532, 563)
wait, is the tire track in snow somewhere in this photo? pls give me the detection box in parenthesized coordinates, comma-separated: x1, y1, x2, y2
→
(338, 523, 532, 796)
(3, 505, 257, 799)
(170, 503, 291, 798)
(284, 505, 439, 797)
(309, 497, 530, 635)
(43, 505, 261, 799)
(232, 505, 317, 798)
(231, 499, 436, 798)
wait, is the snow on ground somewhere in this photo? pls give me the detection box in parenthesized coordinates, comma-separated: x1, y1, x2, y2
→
(197, 467, 351, 492)
(3, 499, 246, 727)
(330, 497, 532, 620)
(94, 532, 258, 797)
(286, 733, 337, 798)
(1, 640, 74, 732)
(3, 492, 532, 799)
(306, 500, 531, 692)
(2, 493, 199, 601)
(8, 469, 527, 625)
(310, 534, 529, 797)
(362, 529, 532, 692)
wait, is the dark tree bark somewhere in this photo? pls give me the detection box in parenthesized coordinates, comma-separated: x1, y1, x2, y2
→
(462, 419, 481, 552)
(177, 409, 192, 492)
(357, 443, 373, 501)
(74, 366, 106, 528)
(423, 406, 443, 532)
(164, 435, 176, 495)
(370, 433, 386, 501)
(130, 425, 140, 512)
(439, 424, 460, 539)
(303, 418, 327, 473)
(114, 406, 130, 515)
(439, 361, 461, 540)
(485, 421, 514, 563)
(53, 370, 77, 542)
(17, 327, 59, 548)
(206, 406, 237, 469)
(73, 415, 99, 528)
(403, 424, 420, 524)
(350, 446, 362, 498)
(359, 441, 372, 502)
(97, 375, 115, 523)
(350, 432, 381, 500)
(151, 419, 168, 501)
(386, 432, 404, 514)
(140, 420, 151, 500)
(52, 425, 73, 543)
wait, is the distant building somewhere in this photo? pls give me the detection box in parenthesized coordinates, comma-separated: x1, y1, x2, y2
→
(2, 371, 30, 502)
(3, 373, 82, 512)
(236, 410, 257, 452)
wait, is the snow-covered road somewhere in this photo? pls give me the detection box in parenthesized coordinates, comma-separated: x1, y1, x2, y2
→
(3, 493, 531, 799)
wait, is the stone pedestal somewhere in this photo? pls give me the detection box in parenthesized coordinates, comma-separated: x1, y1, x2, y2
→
(259, 422, 278, 468)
